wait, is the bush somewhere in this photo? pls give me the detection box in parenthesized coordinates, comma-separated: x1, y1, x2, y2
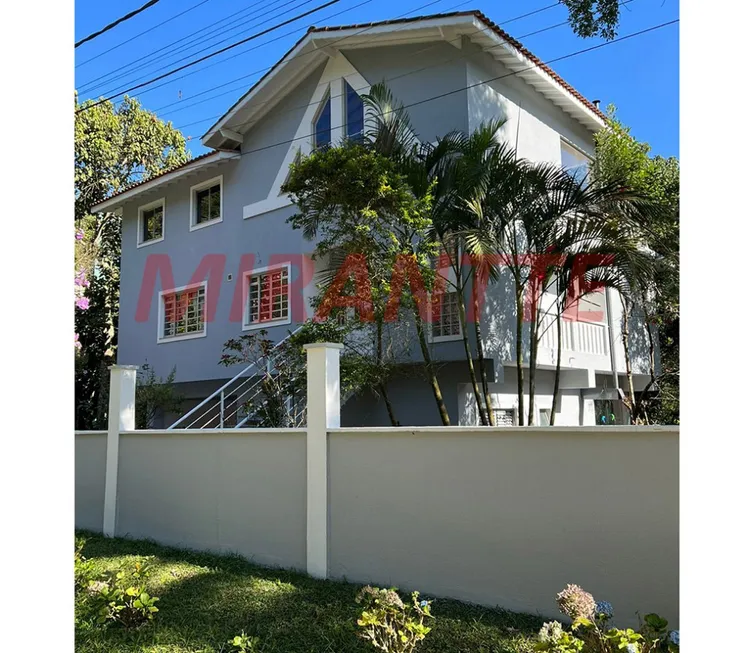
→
(75, 538, 97, 591)
(229, 631, 262, 652)
(534, 584, 679, 653)
(86, 559, 159, 628)
(355, 586, 433, 653)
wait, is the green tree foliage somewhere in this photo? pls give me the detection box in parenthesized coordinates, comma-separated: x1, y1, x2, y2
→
(74, 94, 190, 429)
(135, 363, 184, 429)
(560, 0, 623, 40)
(283, 142, 441, 424)
(592, 105, 679, 423)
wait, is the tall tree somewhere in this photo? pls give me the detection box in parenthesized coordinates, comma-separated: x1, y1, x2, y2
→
(75, 94, 190, 429)
(560, 0, 624, 40)
(592, 104, 679, 424)
(282, 142, 449, 424)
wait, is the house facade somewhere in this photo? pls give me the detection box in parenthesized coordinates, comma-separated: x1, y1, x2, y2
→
(91, 10, 656, 428)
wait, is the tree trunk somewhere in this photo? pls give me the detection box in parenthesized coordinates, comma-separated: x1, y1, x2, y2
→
(376, 318, 399, 426)
(379, 383, 400, 426)
(414, 312, 451, 425)
(457, 290, 487, 425)
(620, 297, 637, 423)
(527, 297, 543, 426)
(515, 284, 525, 425)
(473, 282, 494, 425)
(550, 301, 563, 425)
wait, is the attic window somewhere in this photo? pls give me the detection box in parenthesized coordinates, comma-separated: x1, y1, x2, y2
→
(345, 81, 364, 141)
(314, 93, 332, 149)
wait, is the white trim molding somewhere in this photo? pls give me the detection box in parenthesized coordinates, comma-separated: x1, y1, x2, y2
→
(189, 175, 224, 231)
(241, 262, 293, 331)
(157, 280, 209, 344)
(136, 197, 166, 248)
(243, 51, 371, 221)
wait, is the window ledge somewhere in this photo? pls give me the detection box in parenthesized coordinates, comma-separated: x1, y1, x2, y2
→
(157, 331, 207, 344)
(137, 235, 164, 249)
(189, 216, 223, 232)
(242, 317, 292, 332)
(429, 333, 463, 344)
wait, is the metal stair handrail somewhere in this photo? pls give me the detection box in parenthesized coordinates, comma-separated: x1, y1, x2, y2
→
(167, 325, 304, 429)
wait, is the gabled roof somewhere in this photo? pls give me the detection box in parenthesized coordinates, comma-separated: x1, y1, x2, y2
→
(202, 9, 606, 148)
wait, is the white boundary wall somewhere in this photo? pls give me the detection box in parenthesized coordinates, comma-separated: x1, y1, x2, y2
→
(74, 355, 678, 627)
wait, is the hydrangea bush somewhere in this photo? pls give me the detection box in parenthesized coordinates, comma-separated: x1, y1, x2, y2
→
(534, 584, 678, 653)
(355, 586, 433, 653)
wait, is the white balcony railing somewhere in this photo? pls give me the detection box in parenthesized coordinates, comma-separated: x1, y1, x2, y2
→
(539, 316, 608, 357)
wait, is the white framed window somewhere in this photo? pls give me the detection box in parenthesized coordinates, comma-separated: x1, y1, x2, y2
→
(344, 80, 364, 141)
(492, 407, 517, 426)
(313, 91, 332, 150)
(243, 264, 291, 330)
(137, 198, 165, 247)
(429, 290, 462, 342)
(190, 175, 223, 231)
(158, 282, 207, 343)
(561, 140, 592, 183)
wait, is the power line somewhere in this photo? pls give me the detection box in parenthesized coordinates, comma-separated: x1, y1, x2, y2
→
(88, 0, 320, 100)
(76, 0, 163, 48)
(169, 18, 570, 128)
(183, 19, 679, 164)
(76, 0, 216, 69)
(152, 0, 562, 118)
(78, 0, 291, 95)
(166, 0, 633, 135)
(86, 0, 441, 106)
(76, 0, 341, 114)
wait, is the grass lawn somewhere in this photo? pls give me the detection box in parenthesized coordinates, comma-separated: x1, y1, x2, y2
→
(76, 531, 545, 653)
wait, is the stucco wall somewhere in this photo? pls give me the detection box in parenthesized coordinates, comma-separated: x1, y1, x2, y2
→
(75, 432, 107, 532)
(115, 430, 307, 569)
(328, 426, 679, 627)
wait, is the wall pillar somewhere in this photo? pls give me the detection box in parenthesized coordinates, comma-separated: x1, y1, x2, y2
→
(103, 365, 138, 537)
(303, 343, 343, 578)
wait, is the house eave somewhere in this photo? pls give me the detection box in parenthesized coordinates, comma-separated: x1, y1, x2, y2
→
(201, 12, 607, 149)
(90, 151, 237, 213)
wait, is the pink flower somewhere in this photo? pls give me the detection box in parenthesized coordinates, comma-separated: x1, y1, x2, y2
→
(75, 228, 84, 241)
(76, 297, 90, 310)
(74, 333, 82, 350)
(74, 269, 89, 288)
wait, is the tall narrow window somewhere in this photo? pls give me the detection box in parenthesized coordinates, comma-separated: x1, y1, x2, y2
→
(345, 81, 364, 141)
(190, 176, 223, 230)
(160, 284, 206, 341)
(314, 94, 332, 149)
(137, 199, 165, 246)
(431, 290, 462, 341)
(244, 265, 291, 329)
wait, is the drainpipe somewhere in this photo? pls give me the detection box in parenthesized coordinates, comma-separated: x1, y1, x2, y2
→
(604, 288, 619, 391)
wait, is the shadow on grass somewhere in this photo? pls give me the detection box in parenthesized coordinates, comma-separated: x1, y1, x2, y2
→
(76, 530, 545, 653)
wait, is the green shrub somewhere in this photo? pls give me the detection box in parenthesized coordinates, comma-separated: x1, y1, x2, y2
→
(534, 584, 679, 653)
(355, 586, 433, 653)
(229, 632, 262, 652)
(87, 559, 159, 628)
(75, 539, 97, 591)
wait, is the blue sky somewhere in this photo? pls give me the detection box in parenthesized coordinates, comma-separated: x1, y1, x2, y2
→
(74, 0, 679, 158)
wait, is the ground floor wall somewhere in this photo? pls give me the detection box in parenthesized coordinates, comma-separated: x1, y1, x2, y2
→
(342, 364, 624, 427)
